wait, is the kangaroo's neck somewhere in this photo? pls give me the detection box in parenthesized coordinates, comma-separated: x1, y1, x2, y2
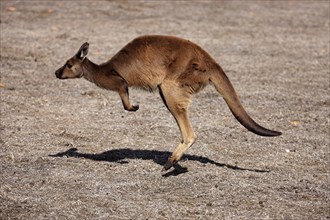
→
(81, 58, 102, 83)
(81, 58, 122, 91)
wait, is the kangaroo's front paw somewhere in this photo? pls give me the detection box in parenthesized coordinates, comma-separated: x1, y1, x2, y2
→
(124, 104, 139, 112)
(130, 105, 139, 111)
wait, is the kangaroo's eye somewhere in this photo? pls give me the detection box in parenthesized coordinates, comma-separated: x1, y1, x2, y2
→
(67, 63, 73, 68)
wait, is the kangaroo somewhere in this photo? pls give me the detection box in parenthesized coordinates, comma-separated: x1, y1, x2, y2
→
(55, 35, 281, 171)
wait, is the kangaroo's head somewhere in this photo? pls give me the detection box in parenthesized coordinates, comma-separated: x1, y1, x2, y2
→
(55, 42, 89, 79)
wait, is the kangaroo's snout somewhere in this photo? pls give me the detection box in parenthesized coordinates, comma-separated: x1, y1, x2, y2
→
(55, 66, 65, 79)
(55, 70, 62, 78)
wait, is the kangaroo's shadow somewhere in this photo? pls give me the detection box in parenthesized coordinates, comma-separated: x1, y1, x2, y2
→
(49, 148, 270, 177)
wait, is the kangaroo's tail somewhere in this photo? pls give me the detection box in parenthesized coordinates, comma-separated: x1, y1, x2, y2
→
(210, 64, 281, 137)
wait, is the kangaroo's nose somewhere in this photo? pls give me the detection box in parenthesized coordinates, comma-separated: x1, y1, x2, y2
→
(55, 70, 62, 78)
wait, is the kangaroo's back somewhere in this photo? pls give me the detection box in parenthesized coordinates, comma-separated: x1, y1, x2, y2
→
(104, 35, 215, 90)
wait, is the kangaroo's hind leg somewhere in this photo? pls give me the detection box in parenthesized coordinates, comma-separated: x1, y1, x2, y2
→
(158, 81, 197, 171)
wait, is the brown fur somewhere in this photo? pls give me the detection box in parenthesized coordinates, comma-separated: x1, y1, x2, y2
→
(55, 35, 281, 170)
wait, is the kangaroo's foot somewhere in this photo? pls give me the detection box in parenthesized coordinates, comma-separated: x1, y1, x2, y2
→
(162, 158, 176, 171)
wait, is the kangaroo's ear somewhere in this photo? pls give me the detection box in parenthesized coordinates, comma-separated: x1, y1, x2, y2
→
(76, 42, 89, 60)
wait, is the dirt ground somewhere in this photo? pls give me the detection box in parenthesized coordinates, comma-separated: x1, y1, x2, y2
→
(0, 0, 329, 219)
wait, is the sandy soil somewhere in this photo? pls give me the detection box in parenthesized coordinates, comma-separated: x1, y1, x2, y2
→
(0, 1, 329, 219)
